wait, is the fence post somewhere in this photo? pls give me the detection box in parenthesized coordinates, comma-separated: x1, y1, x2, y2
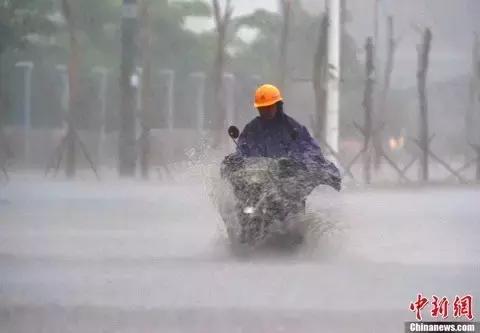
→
(15, 62, 34, 166)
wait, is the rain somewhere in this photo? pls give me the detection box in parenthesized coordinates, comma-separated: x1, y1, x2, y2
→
(0, 0, 479, 332)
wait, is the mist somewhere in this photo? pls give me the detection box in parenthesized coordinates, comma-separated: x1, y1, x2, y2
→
(0, 0, 479, 332)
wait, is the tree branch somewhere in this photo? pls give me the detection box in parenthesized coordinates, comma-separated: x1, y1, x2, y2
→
(212, 0, 221, 27)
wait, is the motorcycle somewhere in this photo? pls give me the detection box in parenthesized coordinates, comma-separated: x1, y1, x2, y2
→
(219, 126, 319, 247)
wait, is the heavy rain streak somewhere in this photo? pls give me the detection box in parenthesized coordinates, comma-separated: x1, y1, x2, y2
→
(0, 0, 479, 332)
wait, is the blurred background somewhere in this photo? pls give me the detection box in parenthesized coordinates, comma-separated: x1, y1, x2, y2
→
(0, 0, 479, 183)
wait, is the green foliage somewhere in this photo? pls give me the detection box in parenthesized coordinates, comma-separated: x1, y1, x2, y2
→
(168, 0, 211, 20)
(0, 0, 56, 55)
(235, 9, 282, 38)
(231, 5, 361, 85)
(147, 0, 214, 72)
(1, 0, 361, 87)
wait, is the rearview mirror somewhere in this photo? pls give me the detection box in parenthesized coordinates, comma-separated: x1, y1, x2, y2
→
(228, 126, 240, 139)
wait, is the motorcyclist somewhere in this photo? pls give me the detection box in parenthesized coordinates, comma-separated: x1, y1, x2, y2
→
(223, 84, 341, 193)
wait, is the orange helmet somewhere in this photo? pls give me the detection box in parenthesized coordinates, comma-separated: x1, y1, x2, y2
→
(254, 84, 283, 108)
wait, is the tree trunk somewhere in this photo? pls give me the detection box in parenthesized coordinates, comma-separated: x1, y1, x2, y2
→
(211, 0, 232, 147)
(62, 0, 79, 179)
(417, 28, 432, 182)
(381, 17, 395, 118)
(213, 29, 226, 138)
(374, 16, 396, 168)
(363, 37, 375, 184)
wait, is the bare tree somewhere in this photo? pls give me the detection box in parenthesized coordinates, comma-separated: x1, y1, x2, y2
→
(362, 37, 375, 184)
(211, 0, 233, 147)
(417, 28, 432, 181)
(45, 0, 98, 179)
(374, 16, 398, 168)
(381, 16, 397, 116)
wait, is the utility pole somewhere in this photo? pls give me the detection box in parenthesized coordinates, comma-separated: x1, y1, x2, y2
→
(372, 0, 382, 169)
(312, 12, 329, 141)
(118, 0, 138, 177)
(278, 0, 291, 93)
(139, 0, 152, 180)
(211, 0, 233, 147)
(326, 0, 341, 153)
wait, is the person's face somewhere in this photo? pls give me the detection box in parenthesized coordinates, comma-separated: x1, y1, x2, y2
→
(258, 104, 278, 120)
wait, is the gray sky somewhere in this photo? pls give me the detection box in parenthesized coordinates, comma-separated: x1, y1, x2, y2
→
(185, 0, 278, 32)
(300, 0, 480, 88)
(231, 0, 278, 14)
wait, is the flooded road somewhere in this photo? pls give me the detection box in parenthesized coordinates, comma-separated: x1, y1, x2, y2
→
(1, 177, 479, 332)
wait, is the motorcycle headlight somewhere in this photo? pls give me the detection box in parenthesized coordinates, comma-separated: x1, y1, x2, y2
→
(243, 206, 255, 215)
(249, 174, 262, 183)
